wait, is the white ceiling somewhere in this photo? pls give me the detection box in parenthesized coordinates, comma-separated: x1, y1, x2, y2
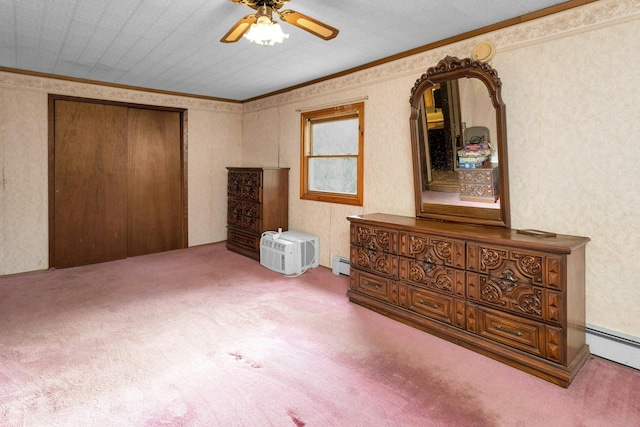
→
(1, 0, 569, 101)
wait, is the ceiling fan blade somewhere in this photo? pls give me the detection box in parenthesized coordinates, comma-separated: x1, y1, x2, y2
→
(279, 10, 339, 40)
(220, 14, 256, 43)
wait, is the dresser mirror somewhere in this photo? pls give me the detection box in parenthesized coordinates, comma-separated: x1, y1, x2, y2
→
(409, 56, 510, 228)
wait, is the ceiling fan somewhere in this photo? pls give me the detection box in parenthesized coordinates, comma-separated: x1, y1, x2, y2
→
(221, 0, 339, 45)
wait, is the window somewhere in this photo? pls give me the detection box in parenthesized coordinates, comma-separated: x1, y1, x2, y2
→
(300, 102, 364, 206)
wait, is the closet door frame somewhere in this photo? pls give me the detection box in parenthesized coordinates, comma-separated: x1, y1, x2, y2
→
(48, 94, 188, 268)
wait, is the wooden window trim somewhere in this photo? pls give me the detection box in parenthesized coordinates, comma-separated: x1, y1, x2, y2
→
(300, 102, 364, 206)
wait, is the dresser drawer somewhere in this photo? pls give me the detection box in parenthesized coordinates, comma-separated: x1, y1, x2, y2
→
(228, 215, 261, 233)
(350, 269, 398, 304)
(350, 246, 399, 278)
(228, 200, 261, 219)
(227, 229, 260, 252)
(400, 258, 464, 297)
(466, 304, 565, 359)
(466, 272, 564, 325)
(404, 286, 464, 328)
(228, 201, 262, 233)
(400, 232, 465, 269)
(350, 223, 399, 254)
(457, 167, 500, 203)
(467, 243, 563, 290)
(228, 171, 262, 202)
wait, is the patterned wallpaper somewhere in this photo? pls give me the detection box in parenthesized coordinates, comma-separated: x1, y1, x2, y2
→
(0, 72, 243, 275)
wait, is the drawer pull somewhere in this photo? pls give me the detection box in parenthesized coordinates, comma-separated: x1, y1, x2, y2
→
(496, 269, 519, 293)
(421, 254, 435, 264)
(419, 254, 436, 273)
(495, 324, 523, 336)
(419, 299, 439, 309)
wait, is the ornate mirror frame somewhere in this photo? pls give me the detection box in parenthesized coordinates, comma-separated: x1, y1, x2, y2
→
(409, 56, 510, 228)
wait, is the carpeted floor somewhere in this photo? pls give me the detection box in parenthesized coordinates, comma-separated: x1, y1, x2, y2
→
(1, 243, 639, 426)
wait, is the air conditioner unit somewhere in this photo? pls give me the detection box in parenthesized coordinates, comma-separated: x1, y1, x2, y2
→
(260, 230, 319, 276)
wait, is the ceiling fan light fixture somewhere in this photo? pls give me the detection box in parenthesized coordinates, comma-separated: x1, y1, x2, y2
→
(244, 19, 289, 46)
(222, 1, 338, 45)
(243, 5, 289, 46)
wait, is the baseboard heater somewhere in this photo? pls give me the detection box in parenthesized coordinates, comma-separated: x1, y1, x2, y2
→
(332, 255, 350, 276)
(586, 324, 640, 370)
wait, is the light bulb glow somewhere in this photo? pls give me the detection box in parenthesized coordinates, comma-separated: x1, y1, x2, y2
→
(244, 19, 289, 46)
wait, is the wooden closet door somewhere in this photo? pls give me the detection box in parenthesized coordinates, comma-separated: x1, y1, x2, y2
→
(53, 100, 128, 268)
(127, 108, 183, 257)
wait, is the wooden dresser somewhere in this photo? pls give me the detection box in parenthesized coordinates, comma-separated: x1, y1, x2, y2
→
(457, 164, 500, 202)
(226, 167, 289, 260)
(347, 213, 590, 387)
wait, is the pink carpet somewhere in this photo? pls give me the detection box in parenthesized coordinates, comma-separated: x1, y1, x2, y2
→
(1, 243, 639, 426)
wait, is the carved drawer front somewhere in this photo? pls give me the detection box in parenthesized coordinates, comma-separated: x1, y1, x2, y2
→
(228, 171, 262, 202)
(241, 215, 261, 233)
(239, 201, 260, 219)
(227, 212, 261, 233)
(457, 167, 500, 203)
(350, 224, 399, 254)
(400, 232, 465, 269)
(400, 258, 464, 297)
(405, 286, 464, 328)
(227, 202, 241, 227)
(466, 304, 547, 358)
(467, 243, 563, 289)
(466, 272, 557, 322)
(227, 172, 244, 198)
(350, 246, 399, 278)
(351, 269, 398, 304)
(227, 230, 260, 252)
(228, 201, 261, 225)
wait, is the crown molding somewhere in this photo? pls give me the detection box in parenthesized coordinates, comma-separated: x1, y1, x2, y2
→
(242, 0, 637, 112)
(0, 68, 242, 113)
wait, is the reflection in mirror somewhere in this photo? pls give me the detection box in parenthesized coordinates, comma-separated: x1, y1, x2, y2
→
(417, 78, 498, 208)
(410, 56, 510, 228)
